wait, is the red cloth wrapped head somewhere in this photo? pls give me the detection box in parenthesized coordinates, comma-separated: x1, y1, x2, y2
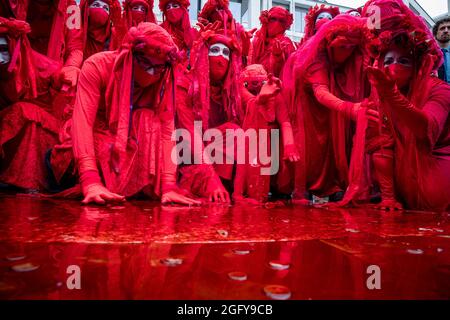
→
(189, 29, 242, 128)
(240, 64, 268, 96)
(303, 4, 340, 41)
(107, 22, 178, 162)
(123, 0, 156, 27)
(0, 17, 37, 99)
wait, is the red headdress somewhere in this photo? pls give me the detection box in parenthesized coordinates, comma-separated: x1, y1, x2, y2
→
(0, 0, 71, 63)
(189, 28, 242, 128)
(303, 4, 340, 41)
(123, 0, 156, 27)
(80, 0, 121, 58)
(0, 17, 37, 99)
(106, 22, 178, 168)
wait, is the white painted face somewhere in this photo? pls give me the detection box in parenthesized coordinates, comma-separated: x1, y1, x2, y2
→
(132, 4, 146, 13)
(349, 11, 361, 17)
(166, 2, 181, 10)
(89, 0, 110, 14)
(0, 37, 10, 65)
(208, 43, 231, 61)
(316, 12, 333, 23)
(383, 49, 413, 67)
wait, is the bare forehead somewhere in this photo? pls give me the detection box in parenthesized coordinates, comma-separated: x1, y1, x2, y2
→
(439, 21, 450, 28)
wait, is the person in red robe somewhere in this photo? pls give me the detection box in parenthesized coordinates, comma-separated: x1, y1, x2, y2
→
(197, 0, 254, 66)
(79, 0, 121, 61)
(175, 25, 246, 201)
(284, 15, 371, 204)
(366, 14, 450, 212)
(65, 22, 201, 205)
(233, 64, 299, 204)
(0, 0, 84, 90)
(249, 6, 295, 77)
(0, 17, 62, 191)
(111, 0, 156, 50)
(158, 0, 197, 64)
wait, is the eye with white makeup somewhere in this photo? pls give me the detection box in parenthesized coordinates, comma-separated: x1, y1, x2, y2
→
(349, 11, 361, 17)
(132, 5, 146, 13)
(89, 0, 110, 13)
(166, 2, 181, 10)
(0, 37, 10, 65)
(383, 50, 413, 68)
(208, 43, 231, 60)
(316, 12, 333, 22)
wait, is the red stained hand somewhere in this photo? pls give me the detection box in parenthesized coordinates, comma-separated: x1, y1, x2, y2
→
(82, 184, 126, 205)
(161, 190, 202, 206)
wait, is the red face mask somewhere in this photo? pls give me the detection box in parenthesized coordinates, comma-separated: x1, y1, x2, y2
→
(267, 20, 285, 38)
(209, 56, 229, 83)
(89, 8, 110, 28)
(386, 64, 412, 89)
(131, 11, 146, 25)
(134, 62, 163, 87)
(166, 8, 184, 24)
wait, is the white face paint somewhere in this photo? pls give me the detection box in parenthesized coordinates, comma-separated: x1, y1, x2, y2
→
(316, 12, 333, 23)
(89, 0, 110, 14)
(132, 4, 146, 13)
(383, 49, 413, 68)
(0, 37, 10, 65)
(208, 43, 230, 61)
(166, 2, 181, 10)
(349, 11, 361, 17)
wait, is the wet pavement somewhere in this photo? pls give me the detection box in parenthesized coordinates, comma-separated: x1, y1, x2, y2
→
(0, 194, 449, 299)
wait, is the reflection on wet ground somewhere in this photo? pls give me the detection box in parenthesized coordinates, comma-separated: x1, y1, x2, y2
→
(0, 194, 449, 299)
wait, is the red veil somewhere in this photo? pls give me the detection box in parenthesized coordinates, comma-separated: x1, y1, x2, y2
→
(285, 15, 369, 199)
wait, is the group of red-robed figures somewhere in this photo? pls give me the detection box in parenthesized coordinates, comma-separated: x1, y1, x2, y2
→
(0, 0, 448, 212)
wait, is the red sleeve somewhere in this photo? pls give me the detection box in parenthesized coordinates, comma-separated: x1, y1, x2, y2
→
(71, 58, 103, 191)
(420, 82, 450, 146)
